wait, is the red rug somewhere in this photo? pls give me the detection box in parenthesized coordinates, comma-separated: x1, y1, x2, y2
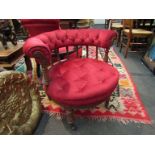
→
(41, 47, 151, 124)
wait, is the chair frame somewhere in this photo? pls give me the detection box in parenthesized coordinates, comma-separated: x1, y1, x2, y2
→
(120, 19, 153, 58)
(108, 19, 123, 47)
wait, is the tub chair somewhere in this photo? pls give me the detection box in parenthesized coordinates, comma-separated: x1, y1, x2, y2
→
(23, 29, 119, 130)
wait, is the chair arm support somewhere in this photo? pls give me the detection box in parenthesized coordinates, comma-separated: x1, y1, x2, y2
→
(23, 38, 51, 65)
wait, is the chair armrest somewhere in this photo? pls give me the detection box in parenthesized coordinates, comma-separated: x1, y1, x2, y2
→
(23, 38, 51, 66)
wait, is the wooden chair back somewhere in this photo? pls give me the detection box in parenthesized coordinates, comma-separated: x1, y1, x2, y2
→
(123, 19, 133, 29)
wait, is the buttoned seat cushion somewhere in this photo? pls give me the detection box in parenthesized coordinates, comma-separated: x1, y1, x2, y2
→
(47, 58, 119, 107)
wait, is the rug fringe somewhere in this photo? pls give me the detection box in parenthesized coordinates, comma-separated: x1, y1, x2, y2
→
(44, 110, 65, 120)
(75, 115, 152, 125)
(44, 110, 152, 125)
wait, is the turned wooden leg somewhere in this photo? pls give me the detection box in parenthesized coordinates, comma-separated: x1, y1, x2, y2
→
(66, 109, 77, 130)
(104, 50, 109, 62)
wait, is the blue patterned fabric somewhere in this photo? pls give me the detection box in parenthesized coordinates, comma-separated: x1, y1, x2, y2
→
(149, 37, 155, 61)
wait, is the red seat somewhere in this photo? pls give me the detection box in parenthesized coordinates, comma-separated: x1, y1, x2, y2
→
(47, 58, 119, 107)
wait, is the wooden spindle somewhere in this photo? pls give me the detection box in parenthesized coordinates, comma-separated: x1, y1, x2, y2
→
(86, 45, 89, 58)
(104, 49, 109, 62)
(55, 48, 60, 62)
(75, 46, 79, 57)
(96, 46, 98, 60)
(66, 46, 69, 59)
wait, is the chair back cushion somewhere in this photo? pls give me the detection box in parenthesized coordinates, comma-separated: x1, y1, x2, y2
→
(23, 29, 117, 65)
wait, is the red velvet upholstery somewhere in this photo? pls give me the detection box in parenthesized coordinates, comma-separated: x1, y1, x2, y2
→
(23, 29, 117, 65)
(23, 29, 118, 107)
(20, 19, 60, 37)
(23, 29, 118, 127)
(47, 58, 119, 107)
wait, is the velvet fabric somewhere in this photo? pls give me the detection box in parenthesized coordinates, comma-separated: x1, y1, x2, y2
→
(23, 29, 117, 65)
(47, 58, 119, 107)
(23, 29, 118, 108)
(20, 19, 60, 37)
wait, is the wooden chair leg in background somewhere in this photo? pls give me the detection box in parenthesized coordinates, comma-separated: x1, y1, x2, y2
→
(117, 29, 122, 47)
(124, 38, 130, 58)
(119, 33, 123, 53)
(66, 109, 77, 130)
(119, 43, 123, 53)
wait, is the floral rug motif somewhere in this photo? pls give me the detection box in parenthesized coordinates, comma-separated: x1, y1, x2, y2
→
(41, 46, 151, 124)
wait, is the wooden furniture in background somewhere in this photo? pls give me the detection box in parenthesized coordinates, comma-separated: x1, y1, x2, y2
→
(136, 19, 155, 31)
(0, 43, 23, 69)
(60, 19, 79, 29)
(76, 19, 94, 29)
(120, 19, 153, 58)
(105, 19, 110, 29)
(0, 20, 17, 49)
(108, 19, 123, 46)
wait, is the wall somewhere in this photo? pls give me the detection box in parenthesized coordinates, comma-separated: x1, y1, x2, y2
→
(94, 19, 105, 24)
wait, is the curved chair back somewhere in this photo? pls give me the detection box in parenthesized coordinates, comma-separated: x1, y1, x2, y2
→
(23, 29, 117, 88)
(23, 29, 117, 65)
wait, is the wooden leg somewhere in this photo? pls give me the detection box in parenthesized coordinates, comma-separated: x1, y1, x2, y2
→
(124, 39, 130, 58)
(37, 63, 41, 78)
(119, 31, 123, 52)
(120, 43, 123, 53)
(104, 50, 109, 62)
(117, 29, 121, 47)
(24, 55, 32, 71)
(66, 109, 77, 130)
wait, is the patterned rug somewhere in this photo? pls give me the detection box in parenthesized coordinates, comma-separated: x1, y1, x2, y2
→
(41, 46, 151, 124)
